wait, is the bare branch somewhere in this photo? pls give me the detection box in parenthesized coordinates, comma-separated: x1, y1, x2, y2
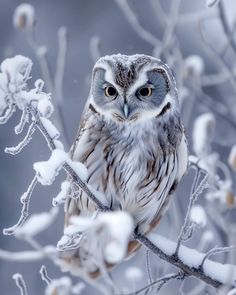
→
(54, 26, 68, 106)
(199, 18, 236, 94)
(0, 248, 49, 262)
(114, 0, 161, 47)
(218, 2, 236, 55)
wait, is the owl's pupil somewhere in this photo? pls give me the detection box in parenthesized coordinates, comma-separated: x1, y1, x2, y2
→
(106, 86, 117, 97)
(139, 87, 151, 97)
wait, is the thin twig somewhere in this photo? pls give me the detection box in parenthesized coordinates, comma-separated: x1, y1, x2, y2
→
(176, 168, 208, 254)
(200, 246, 236, 270)
(5, 122, 36, 155)
(54, 26, 68, 106)
(13, 273, 28, 295)
(199, 17, 236, 94)
(123, 272, 185, 295)
(114, 0, 160, 47)
(218, 2, 236, 55)
(144, 250, 153, 295)
(40, 265, 52, 285)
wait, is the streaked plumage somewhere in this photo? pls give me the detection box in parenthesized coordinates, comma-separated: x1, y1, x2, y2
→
(64, 54, 188, 277)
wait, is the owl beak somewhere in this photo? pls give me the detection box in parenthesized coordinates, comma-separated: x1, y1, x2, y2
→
(123, 104, 129, 118)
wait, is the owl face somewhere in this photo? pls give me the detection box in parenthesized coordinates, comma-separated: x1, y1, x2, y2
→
(89, 54, 178, 123)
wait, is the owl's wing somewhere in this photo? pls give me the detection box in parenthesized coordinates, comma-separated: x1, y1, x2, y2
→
(128, 131, 188, 255)
(69, 100, 91, 159)
(176, 131, 188, 183)
(65, 100, 95, 225)
(149, 130, 188, 227)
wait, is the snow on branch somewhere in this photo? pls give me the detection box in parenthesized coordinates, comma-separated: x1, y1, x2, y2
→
(136, 232, 236, 288)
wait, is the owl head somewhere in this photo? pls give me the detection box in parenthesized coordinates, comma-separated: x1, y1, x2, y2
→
(89, 54, 179, 123)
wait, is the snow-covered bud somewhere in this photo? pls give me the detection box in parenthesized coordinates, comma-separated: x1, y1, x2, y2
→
(38, 99, 54, 118)
(53, 181, 71, 206)
(45, 277, 72, 295)
(34, 149, 67, 185)
(58, 26, 68, 41)
(125, 267, 143, 281)
(192, 113, 215, 157)
(34, 79, 44, 92)
(13, 4, 35, 31)
(37, 46, 48, 58)
(184, 55, 204, 78)
(228, 145, 236, 171)
(190, 205, 207, 227)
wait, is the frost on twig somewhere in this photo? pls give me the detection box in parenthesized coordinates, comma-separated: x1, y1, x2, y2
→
(13, 273, 28, 295)
(124, 272, 185, 295)
(200, 246, 236, 270)
(3, 176, 38, 235)
(175, 167, 208, 254)
(13, 4, 70, 147)
(53, 180, 71, 206)
(5, 122, 36, 155)
(40, 265, 52, 285)
(40, 265, 85, 295)
(114, 0, 160, 47)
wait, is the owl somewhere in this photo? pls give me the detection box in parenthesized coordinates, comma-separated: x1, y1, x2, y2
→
(63, 54, 188, 277)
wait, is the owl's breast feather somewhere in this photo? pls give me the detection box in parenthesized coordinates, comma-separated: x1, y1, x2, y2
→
(72, 115, 187, 227)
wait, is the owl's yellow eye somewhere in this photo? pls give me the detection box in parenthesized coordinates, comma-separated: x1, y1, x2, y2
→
(138, 87, 152, 97)
(105, 86, 117, 98)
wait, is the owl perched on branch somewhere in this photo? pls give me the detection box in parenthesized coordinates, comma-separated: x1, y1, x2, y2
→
(64, 54, 188, 277)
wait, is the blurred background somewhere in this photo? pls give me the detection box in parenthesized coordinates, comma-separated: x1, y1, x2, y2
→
(0, 0, 236, 294)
